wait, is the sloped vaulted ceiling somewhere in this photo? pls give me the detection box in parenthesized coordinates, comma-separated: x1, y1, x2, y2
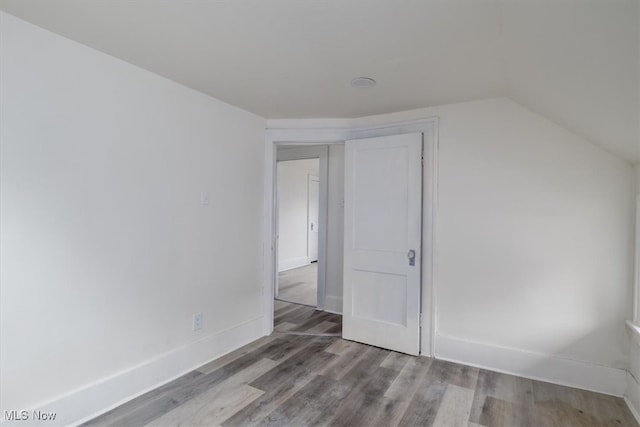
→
(0, 0, 638, 162)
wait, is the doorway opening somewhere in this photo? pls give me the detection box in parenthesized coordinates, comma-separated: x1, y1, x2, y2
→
(264, 118, 437, 356)
(276, 158, 320, 307)
(272, 144, 342, 337)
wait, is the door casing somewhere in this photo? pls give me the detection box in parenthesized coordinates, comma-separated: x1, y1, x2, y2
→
(263, 118, 439, 356)
(307, 175, 320, 263)
(275, 146, 328, 309)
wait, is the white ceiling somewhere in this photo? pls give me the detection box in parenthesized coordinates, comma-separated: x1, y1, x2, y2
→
(1, 0, 638, 162)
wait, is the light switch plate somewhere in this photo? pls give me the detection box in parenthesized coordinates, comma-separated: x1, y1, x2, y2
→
(193, 313, 203, 331)
(200, 191, 210, 206)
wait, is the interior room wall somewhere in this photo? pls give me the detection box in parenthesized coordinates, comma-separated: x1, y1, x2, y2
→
(268, 97, 636, 395)
(432, 99, 634, 395)
(627, 166, 640, 419)
(636, 165, 640, 323)
(626, 3, 640, 413)
(0, 12, 266, 425)
(277, 159, 319, 272)
(324, 145, 345, 313)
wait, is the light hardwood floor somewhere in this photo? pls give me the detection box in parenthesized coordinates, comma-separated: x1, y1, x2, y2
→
(277, 263, 317, 307)
(83, 302, 638, 427)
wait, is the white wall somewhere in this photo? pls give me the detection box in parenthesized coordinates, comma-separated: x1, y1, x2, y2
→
(325, 145, 345, 313)
(628, 321, 640, 422)
(277, 159, 319, 271)
(628, 166, 640, 420)
(628, 12, 640, 417)
(0, 12, 266, 425)
(268, 97, 636, 395)
(433, 99, 634, 368)
(636, 165, 640, 323)
(432, 99, 634, 395)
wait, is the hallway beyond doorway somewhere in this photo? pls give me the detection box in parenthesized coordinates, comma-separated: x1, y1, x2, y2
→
(277, 263, 317, 307)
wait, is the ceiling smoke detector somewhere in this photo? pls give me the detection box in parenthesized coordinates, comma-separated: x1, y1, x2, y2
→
(350, 77, 376, 88)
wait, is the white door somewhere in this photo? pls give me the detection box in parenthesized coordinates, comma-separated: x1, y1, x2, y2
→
(308, 175, 319, 263)
(343, 133, 422, 355)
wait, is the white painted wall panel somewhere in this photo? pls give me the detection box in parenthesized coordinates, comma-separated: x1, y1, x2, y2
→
(325, 145, 345, 313)
(277, 159, 319, 271)
(0, 12, 265, 419)
(434, 99, 634, 369)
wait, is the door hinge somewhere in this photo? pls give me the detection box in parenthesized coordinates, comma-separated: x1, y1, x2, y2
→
(421, 152, 425, 166)
(419, 312, 423, 326)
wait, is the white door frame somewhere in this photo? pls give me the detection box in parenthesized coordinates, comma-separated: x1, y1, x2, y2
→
(263, 117, 439, 356)
(275, 146, 328, 309)
(307, 174, 320, 263)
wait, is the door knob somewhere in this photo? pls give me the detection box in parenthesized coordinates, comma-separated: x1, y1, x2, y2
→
(408, 249, 416, 266)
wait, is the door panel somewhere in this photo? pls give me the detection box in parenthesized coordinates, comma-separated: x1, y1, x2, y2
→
(353, 146, 408, 252)
(352, 271, 407, 326)
(343, 133, 422, 355)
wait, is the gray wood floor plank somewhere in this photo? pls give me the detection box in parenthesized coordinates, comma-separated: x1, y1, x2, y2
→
(380, 351, 412, 372)
(292, 312, 336, 331)
(470, 369, 536, 427)
(144, 358, 278, 427)
(273, 321, 297, 332)
(83, 302, 640, 427)
(477, 396, 524, 427)
(432, 384, 475, 427)
(274, 305, 313, 324)
(338, 345, 390, 388)
(221, 371, 315, 427)
(273, 300, 290, 311)
(197, 336, 277, 374)
(385, 356, 432, 401)
(469, 369, 499, 425)
(274, 303, 306, 319)
(427, 359, 479, 389)
(277, 263, 318, 307)
(532, 380, 637, 427)
(102, 366, 237, 426)
(259, 336, 315, 361)
(80, 371, 204, 427)
(324, 339, 354, 355)
(319, 341, 370, 379)
(397, 380, 446, 427)
(256, 375, 351, 427)
(222, 340, 337, 427)
(327, 366, 401, 427)
(303, 320, 339, 334)
(395, 360, 472, 427)
(325, 323, 342, 334)
(378, 357, 434, 427)
(98, 338, 306, 426)
(250, 338, 336, 391)
(278, 306, 322, 326)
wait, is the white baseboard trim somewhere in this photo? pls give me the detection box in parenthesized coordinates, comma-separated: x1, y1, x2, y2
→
(324, 295, 343, 314)
(0, 316, 264, 427)
(626, 371, 640, 424)
(625, 321, 640, 423)
(278, 256, 309, 272)
(435, 334, 626, 397)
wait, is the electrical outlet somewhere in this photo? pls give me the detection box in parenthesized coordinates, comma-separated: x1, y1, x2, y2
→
(193, 313, 203, 331)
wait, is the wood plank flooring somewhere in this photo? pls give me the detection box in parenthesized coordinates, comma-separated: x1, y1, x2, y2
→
(83, 302, 638, 427)
(277, 263, 317, 307)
